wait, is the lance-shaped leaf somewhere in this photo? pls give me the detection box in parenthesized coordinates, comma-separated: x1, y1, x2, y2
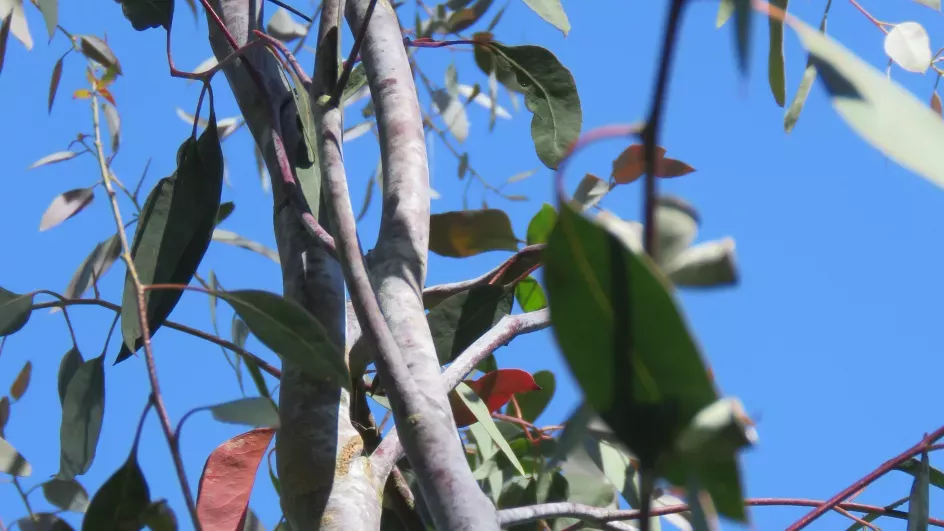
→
(0, 436, 31, 476)
(216, 290, 350, 390)
(197, 428, 275, 531)
(473, 37, 581, 169)
(522, 0, 570, 36)
(267, 8, 307, 41)
(57, 347, 82, 404)
(612, 144, 696, 184)
(3, 0, 30, 50)
(56, 235, 121, 309)
(48, 56, 63, 113)
(544, 200, 746, 520)
(58, 353, 105, 479)
(0, 13, 11, 77)
(433, 89, 470, 142)
(781, 8, 944, 188)
(897, 457, 944, 491)
(428, 284, 514, 364)
(207, 397, 280, 429)
(458, 84, 512, 119)
(42, 478, 90, 513)
(449, 369, 541, 427)
(212, 229, 280, 264)
(783, 0, 832, 132)
(82, 449, 150, 531)
(907, 451, 930, 530)
(39, 188, 95, 231)
(447, 0, 494, 33)
(78, 36, 121, 74)
(118, 108, 223, 362)
(768, 0, 788, 107)
(456, 382, 525, 475)
(913, 0, 941, 10)
(10, 360, 31, 400)
(0, 287, 33, 336)
(29, 150, 79, 169)
(37, 0, 56, 39)
(429, 209, 519, 257)
(116, 0, 172, 30)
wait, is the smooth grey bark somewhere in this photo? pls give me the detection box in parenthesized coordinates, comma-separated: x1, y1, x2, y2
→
(203, 1, 380, 529)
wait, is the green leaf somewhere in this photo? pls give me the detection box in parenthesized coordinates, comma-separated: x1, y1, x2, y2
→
(18, 513, 73, 531)
(716, 0, 735, 27)
(514, 276, 546, 313)
(897, 457, 944, 491)
(42, 478, 90, 513)
(59, 235, 121, 306)
(456, 382, 525, 475)
(116, 0, 173, 31)
(215, 201, 235, 225)
(77, 36, 122, 75)
(907, 451, 930, 531)
(216, 290, 350, 390)
(526, 203, 557, 245)
(784, 0, 831, 133)
(286, 57, 321, 222)
(473, 38, 581, 169)
(784, 8, 944, 188)
(514, 370, 554, 422)
(208, 397, 280, 428)
(521, 0, 570, 36)
(118, 106, 223, 362)
(844, 496, 908, 531)
(913, 0, 941, 10)
(767, 0, 787, 107)
(429, 285, 514, 364)
(58, 353, 105, 480)
(142, 500, 177, 531)
(48, 54, 63, 114)
(0, 436, 31, 476)
(57, 347, 83, 404)
(429, 209, 519, 257)
(0, 287, 33, 337)
(341, 64, 367, 104)
(544, 200, 745, 520)
(82, 450, 150, 531)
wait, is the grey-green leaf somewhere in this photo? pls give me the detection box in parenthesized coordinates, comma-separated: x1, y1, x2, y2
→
(216, 289, 350, 390)
(784, 0, 830, 133)
(58, 235, 121, 307)
(58, 353, 105, 479)
(39, 188, 95, 232)
(209, 397, 280, 428)
(907, 451, 930, 531)
(78, 36, 121, 75)
(42, 478, 90, 513)
(0, 287, 33, 336)
(521, 0, 570, 36)
(82, 451, 150, 531)
(767, 0, 787, 107)
(37, 0, 57, 39)
(57, 347, 83, 404)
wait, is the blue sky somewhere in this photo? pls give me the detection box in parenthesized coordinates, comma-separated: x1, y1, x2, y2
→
(3, 0, 944, 529)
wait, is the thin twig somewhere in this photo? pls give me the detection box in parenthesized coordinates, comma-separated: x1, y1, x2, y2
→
(89, 95, 201, 530)
(329, 0, 376, 106)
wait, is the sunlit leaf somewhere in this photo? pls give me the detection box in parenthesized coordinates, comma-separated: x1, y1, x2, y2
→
(58, 353, 105, 479)
(514, 370, 554, 422)
(885, 22, 931, 74)
(912, 0, 940, 10)
(197, 428, 275, 531)
(521, 0, 569, 35)
(515, 276, 547, 312)
(526, 203, 557, 245)
(429, 209, 519, 257)
(456, 382, 525, 475)
(0, 13, 11, 77)
(458, 84, 512, 119)
(0, 436, 31, 476)
(28, 150, 79, 169)
(4, 0, 31, 50)
(446, 0, 494, 33)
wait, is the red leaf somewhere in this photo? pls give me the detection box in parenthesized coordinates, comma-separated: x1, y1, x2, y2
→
(196, 428, 274, 531)
(656, 157, 696, 178)
(611, 144, 696, 183)
(450, 369, 542, 427)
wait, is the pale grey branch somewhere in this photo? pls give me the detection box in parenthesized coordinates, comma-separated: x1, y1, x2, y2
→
(497, 503, 640, 530)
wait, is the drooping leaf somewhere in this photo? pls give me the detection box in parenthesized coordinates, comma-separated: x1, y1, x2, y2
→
(28, 150, 79, 169)
(782, 7, 944, 188)
(0, 13, 11, 77)
(266, 8, 307, 42)
(58, 235, 121, 306)
(783, 0, 831, 133)
(42, 478, 90, 513)
(208, 397, 280, 429)
(212, 229, 280, 263)
(0, 287, 33, 336)
(885, 22, 931, 74)
(284, 52, 321, 224)
(39, 188, 95, 232)
(82, 450, 150, 531)
(58, 354, 105, 479)
(216, 290, 350, 390)
(48, 55, 63, 114)
(526, 204, 557, 246)
(521, 0, 569, 35)
(0, 436, 31, 476)
(57, 347, 83, 404)
(456, 382, 525, 475)
(118, 107, 223, 361)
(932, 92, 943, 117)
(446, 0, 494, 33)
(732, 0, 752, 75)
(77, 36, 121, 75)
(0, 397, 9, 436)
(767, 0, 787, 107)
(845, 496, 909, 531)
(36, 0, 57, 38)
(4, 0, 31, 50)
(196, 428, 275, 531)
(10, 360, 31, 400)
(429, 209, 519, 257)
(103, 103, 121, 152)
(450, 369, 541, 427)
(513, 370, 555, 423)
(116, 0, 173, 31)
(473, 37, 581, 169)
(428, 284, 514, 364)
(544, 200, 745, 520)
(341, 64, 368, 104)
(514, 276, 546, 313)
(907, 451, 930, 530)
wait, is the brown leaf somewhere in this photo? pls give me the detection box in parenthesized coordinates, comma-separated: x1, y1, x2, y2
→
(10, 361, 31, 401)
(39, 188, 95, 231)
(0, 396, 9, 436)
(429, 209, 519, 258)
(612, 144, 696, 183)
(48, 56, 63, 114)
(657, 157, 696, 178)
(196, 428, 274, 531)
(932, 91, 942, 117)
